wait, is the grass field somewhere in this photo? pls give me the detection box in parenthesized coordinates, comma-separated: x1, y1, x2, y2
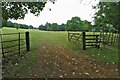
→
(1, 27, 119, 78)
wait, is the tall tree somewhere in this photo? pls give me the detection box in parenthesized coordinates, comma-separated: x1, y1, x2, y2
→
(82, 20, 92, 31)
(59, 23, 65, 31)
(94, 2, 119, 32)
(65, 17, 82, 31)
(51, 23, 59, 31)
(45, 22, 52, 31)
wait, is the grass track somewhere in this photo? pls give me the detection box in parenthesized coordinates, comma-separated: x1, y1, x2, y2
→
(1, 27, 118, 78)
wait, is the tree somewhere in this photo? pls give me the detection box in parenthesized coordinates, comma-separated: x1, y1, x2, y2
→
(59, 23, 65, 31)
(94, 2, 119, 32)
(6, 21, 14, 28)
(65, 17, 82, 31)
(51, 23, 59, 31)
(38, 24, 47, 30)
(82, 20, 92, 31)
(29, 25, 33, 29)
(2, 19, 7, 27)
(2, 1, 56, 20)
(14, 23, 20, 30)
(21, 24, 29, 29)
(45, 22, 52, 31)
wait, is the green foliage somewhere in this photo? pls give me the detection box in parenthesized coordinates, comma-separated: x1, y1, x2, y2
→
(6, 20, 14, 28)
(51, 23, 59, 31)
(38, 24, 46, 30)
(65, 17, 92, 31)
(2, 19, 7, 27)
(38, 17, 92, 31)
(2, 1, 56, 20)
(29, 25, 34, 29)
(2, 20, 34, 29)
(66, 17, 82, 31)
(39, 22, 66, 31)
(14, 23, 20, 30)
(82, 20, 92, 31)
(45, 22, 52, 31)
(94, 2, 119, 32)
(22, 23, 32, 29)
(59, 23, 65, 31)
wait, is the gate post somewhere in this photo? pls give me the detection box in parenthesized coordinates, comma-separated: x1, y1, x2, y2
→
(0, 33, 4, 58)
(96, 35, 100, 49)
(82, 31, 86, 50)
(0, 2, 2, 79)
(68, 31, 70, 41)
(18, 33, 20, 56)
(26, 32, 30, 51)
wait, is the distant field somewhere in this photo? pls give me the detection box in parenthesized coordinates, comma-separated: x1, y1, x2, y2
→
(1, 27, 118, 78)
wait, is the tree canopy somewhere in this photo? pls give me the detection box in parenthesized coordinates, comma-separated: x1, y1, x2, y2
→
(65, 17, 91, 31)
(2, 20, 34, 29)
(65, 17, 82, 31)
(39, 22, 65, 31)
(2, 1, 55, 20)
(94, 2, 119, 32)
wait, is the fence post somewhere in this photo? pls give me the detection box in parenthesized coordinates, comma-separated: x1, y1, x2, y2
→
(107, 32, 110, 43)
(96, 35, 100, 49)
(26, 32, 30, 51)
(18, 33, 20, 56)
(111, 32, 114, 44)
(0, 34, 5, 58)
(113, 33, 117, 43)
(68, 31, 70, 41)
(82, 31, 86, 50)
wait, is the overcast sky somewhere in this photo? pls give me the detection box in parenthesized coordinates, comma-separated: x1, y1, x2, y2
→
(10, 0, 99, 28)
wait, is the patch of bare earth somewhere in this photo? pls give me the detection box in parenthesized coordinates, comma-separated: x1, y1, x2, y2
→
(29, 43, 118, 78)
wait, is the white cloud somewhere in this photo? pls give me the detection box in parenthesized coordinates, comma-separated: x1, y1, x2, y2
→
(10, 0, 99, 27)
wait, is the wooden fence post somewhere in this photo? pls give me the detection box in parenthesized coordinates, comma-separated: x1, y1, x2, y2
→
(18, 33, 20, 56)
(26, 32, 30, 51)
(113, 33, 116, 43)
(0, 34, 5, 58)
(96, 35, 100, 49)
(111, 32, 114, 44)
(68, 31, 70, 41)
(82, 31, 86, 50)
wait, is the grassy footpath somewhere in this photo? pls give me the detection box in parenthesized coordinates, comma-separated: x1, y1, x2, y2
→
(2, 27, 118, 78)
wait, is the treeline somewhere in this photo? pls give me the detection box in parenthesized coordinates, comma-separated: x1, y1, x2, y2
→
(39, 23, 65, 31)
(38, 17, 92, 31)
(38, 16, 117, 32)
(2, 19, 34, 29)
(2, 16, 117, 32)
